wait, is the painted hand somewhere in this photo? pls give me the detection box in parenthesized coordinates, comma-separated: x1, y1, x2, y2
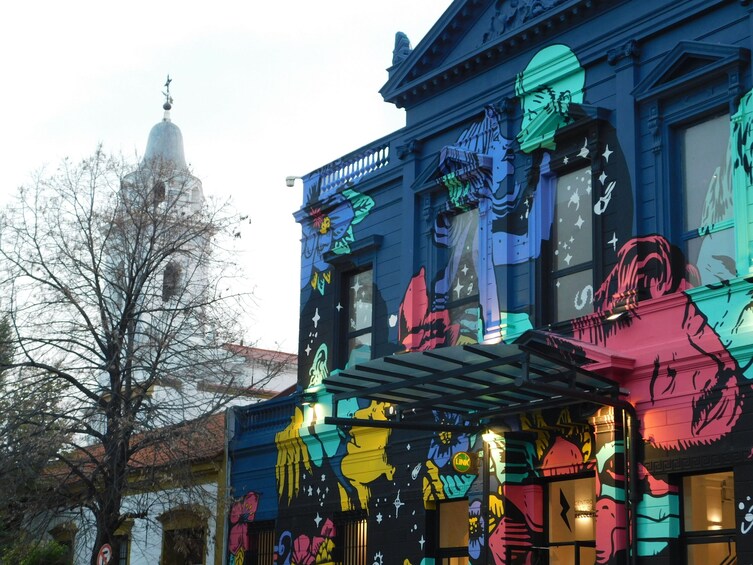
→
(422, 460, 446, 503)
(275, 406, 312, 503)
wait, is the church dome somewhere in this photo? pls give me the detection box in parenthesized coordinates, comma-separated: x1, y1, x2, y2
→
(143, 101, 187, 169)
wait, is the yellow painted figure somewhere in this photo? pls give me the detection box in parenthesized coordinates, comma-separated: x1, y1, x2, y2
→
(339, 400, 395, 510)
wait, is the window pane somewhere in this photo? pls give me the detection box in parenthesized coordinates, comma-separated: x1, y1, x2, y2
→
(555, 269, 594, 320)
(342, 518, 368, 565)
(348, 270, 373, 332)
(683, 471, 735, 532)
(687, 541, 736, 565)
(448, 209, 478, 303)
(346, 334, 371, 367)
(554, 168, 592, 271)
(163, 528, 205, 565)
(437, 208, 479, 310)
(439, 500, 469, 549)
(549, 477, 596, 544)
(115, 535, 129, 565)
(249, 526, 275, 565)
(682, 114, 731, 233)
(449, 304, 480, 340)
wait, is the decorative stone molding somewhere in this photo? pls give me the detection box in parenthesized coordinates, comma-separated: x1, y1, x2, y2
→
(607, 39, 640, 66)
(396, 138, 423, 160)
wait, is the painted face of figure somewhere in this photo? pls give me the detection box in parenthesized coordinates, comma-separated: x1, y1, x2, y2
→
(515, 44, 585, 153)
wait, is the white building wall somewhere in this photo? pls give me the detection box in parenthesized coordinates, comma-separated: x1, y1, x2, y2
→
(45, 482, 219, 565)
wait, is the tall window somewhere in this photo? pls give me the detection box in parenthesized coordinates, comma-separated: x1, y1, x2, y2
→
(159, 508, 207, 565)
(548, 476, 596, 565)
(49, 523, 77, 565)
(680, 113, 734, 283)
(336, 512, 368, 565)
(115, 534, 130, 565)
(435, 208, 480, 341)
(551, 167, 594, 321)
(153, 180, 166, 205)
(247, 521, 275, 565)
(682, 470, 736, 564)
(162, 261, 182, 301)
(437, 499, 469, 564)
(342, 269, 373, 368)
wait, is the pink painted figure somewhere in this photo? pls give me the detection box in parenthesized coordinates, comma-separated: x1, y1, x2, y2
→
(398, 267, 460, 351)
(570, 235, 743, 449)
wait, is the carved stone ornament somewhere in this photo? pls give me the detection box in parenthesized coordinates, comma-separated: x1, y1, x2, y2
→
(607, 39, 640, 66)
(483, 0, 570, 43)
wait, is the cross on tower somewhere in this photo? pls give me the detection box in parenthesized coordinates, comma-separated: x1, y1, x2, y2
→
(162, 75, 173, 109)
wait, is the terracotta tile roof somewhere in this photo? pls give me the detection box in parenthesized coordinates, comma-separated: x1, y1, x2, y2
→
(224, 343, 298, 366)
(46, 413, 226, 485)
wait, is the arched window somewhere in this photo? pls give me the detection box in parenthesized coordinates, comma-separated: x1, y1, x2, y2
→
(49, 522, 77, 564)
(159, 506, 208, 565)
(153, 180, 166, 205)
(162, 262, 182, 301)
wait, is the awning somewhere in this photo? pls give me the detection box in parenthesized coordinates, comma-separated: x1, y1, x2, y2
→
(324, 330, 629, 423)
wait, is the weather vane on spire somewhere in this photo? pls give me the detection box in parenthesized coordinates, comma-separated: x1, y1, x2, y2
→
(162, 75, 173, 110)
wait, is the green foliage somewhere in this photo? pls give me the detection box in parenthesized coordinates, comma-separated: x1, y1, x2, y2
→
(1, 537, 69, 565)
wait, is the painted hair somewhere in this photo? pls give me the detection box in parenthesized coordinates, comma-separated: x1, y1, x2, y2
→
(593, 235, 699, 313)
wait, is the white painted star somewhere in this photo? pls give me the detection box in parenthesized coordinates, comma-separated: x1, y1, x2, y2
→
(336, 302, 343, 312)
(305, 344, 311, 356)
(461, 264, 469, 276)
(564, 253, 573, 265)
(453, 280, 464, 298)
(603, 144, 613, 162)
(419, 535, 426, 549)
(563, 155, 569, 165)
(599, 171, 607, 185)
(406, 443, 411, 450)
(568, 190, 580, 210)
(608, 233, 618, 250)
(376, 513, 383, 524)
(314, 513, 322, 527)
(394, 491, 405, 517)
(556, 280, 561, 288)
(308, 486, 313, 496)
(389, 314, 397, 327)
(352, 278, 362, 294)
(578, 138, 589, 158)
(575, 216, 585, 229)
(312, 308, 320, 328)
(321, 474, 326, 481)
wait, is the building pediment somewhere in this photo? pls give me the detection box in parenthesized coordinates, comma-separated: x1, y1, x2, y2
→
(381, 0, 626, 109)
(633, 40, 750, 102)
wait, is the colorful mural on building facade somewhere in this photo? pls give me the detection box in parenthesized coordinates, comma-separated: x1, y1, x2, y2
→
(231, 29, 753, 565)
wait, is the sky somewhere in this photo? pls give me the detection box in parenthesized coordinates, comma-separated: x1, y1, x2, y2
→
(0, 1, 453, 352)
